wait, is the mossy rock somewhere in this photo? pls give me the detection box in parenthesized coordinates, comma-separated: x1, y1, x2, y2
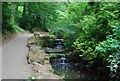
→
(41, 35, 56, 39)
(34, 33, 40, 37)
(40, 35, 56, 47)
(28, 50, 45, 65)
(28, 36, 39, 45)
(28, 45, 46, 65)
(48, 53, 61, 59)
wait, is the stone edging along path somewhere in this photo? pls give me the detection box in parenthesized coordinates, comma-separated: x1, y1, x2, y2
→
(27, 34, 63, 79)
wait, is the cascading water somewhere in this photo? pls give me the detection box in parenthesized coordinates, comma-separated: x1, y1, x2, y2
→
(55, 39, 64, 49)
(60, 55, 66, 65)
(49, 39, 96, 80)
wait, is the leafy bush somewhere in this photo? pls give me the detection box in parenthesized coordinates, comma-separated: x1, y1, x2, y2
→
(107, 53, 120, 81)
(40, 35, 56, 48)
(95, 35, 119, 60)
(96, 39, 120, 81)
(74, 38, 97, 60)
(50, 27, 76, 50)
(63, 30, 76, 50)
(41, 35, 56, 39)
(12, 24, 27, 33)
(95, 24, 120, 80)
(50, 28, 66, 38)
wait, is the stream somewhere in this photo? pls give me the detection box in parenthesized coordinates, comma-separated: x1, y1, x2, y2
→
(45, 39, 96, 80)
(50, 54, 95, 80)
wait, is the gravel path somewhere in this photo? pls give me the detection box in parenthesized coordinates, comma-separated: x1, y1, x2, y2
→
(2, 34, 33, 79)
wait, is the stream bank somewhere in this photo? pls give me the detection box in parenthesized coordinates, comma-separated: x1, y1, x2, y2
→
(43, 38, 97, 80)
(26, 33, 109, 81)
(27, 33, 63, 79)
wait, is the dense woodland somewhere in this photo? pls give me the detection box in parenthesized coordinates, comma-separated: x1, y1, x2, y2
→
(2, 2, 120, 81)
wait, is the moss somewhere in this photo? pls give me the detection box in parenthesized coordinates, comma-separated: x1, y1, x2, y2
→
(34, 33, 40, 37)
(40, 35, 56, 48)
(48, 53, 61, 59)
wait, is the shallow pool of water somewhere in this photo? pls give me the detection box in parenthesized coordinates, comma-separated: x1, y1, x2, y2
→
(50, 54, 96, 80)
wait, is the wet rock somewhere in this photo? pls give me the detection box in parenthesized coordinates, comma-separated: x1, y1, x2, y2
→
(55, 39, 64, 42)
(34, 32, 40, 37)
(44, 47, 65, 53)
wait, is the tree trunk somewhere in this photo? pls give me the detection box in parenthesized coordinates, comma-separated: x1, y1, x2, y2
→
(11, 3, 16, 23)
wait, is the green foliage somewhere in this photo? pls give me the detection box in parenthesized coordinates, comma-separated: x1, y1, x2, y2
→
(74, 39, 97, 60)
(48, 53, 61, 59)
(95, 35, 119, 59)
(95, 24, 120, 80)
(20, 2, 63, 32)
(2, 2, 13, 34)
(72, 2, 119, 60)
(50, 27, 76, 50)
(50, 28, 66, 38)
(62, 3, 120, 80)
(68, 3, 90, 23)
(96, 37, 120, 80)
(2, 2, 120, 80)
(12, 24, 28, 33)
(50, 28, 75, 38)
(2, 2, 64, 33)
(40, 35, 56, 48)
(107, 53, 120, 81)
(41, 35, 56, 39)
(2, 2, 27, 34)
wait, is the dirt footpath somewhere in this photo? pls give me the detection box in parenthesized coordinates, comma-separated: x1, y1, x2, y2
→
(2, 33, 33, 79)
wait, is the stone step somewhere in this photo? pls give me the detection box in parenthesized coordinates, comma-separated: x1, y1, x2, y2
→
(44, 47, 65, 53)
(55, 39, 64, 42)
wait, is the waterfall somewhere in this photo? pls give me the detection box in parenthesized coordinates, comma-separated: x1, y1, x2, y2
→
(55, 39, 64, 49)
(50, 39, 96, 80)
(60, 56, 66, 65)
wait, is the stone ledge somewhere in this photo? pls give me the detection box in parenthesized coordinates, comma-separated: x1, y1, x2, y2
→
(27, 35, 63, 79)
